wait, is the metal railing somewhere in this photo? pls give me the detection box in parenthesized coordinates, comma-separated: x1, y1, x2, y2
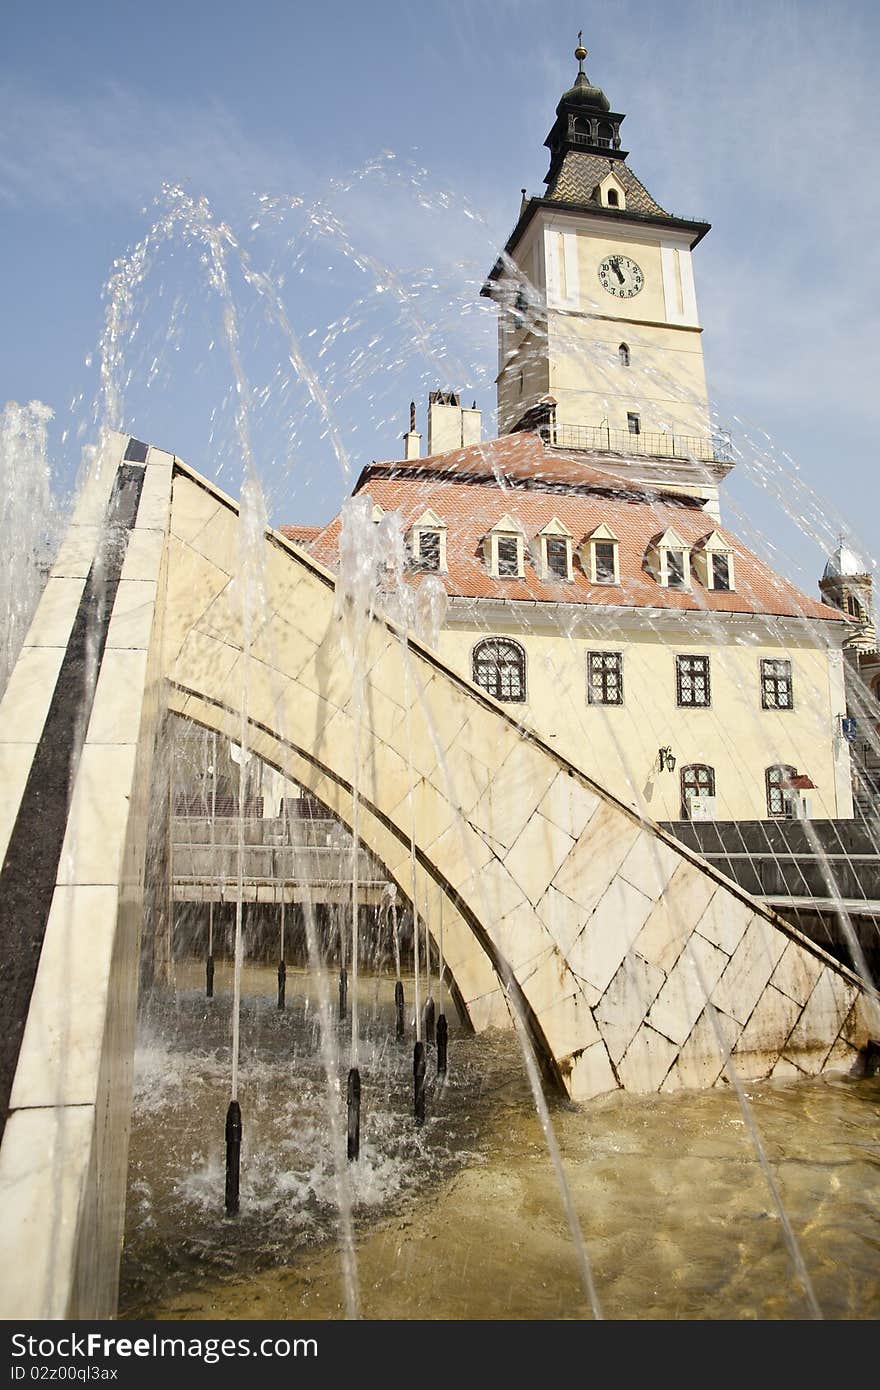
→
(547, 421, 732, 464)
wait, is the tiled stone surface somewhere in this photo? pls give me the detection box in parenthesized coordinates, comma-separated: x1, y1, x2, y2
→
(634, 863, 717, 974)
(0, 646, 66, 744)
(731, 985, 802, 1081)
(648, 932, 729, 1046)
(595, 951, 666, 1064)
(618, 833, 681, 902)
(770, 941, 825, 1007)
(694, 892, 751, 957)
(0, 742, 38, 866)
(784, 968, 856, 1072)
(551, 802, 642, 916)
(568, 1038, 618, 1100)
(568, 877, 654, 994)
(504, 812, 574, 907)
(661, 1006, 740, 1092)
(468, 738, 557, 851)
(0, 1105, 95, 1318)
(711, 914, 788, 1025)
(617, 1024, 678, 1093)
(538, 772, 600, 839)
(23, 577, 86, 647)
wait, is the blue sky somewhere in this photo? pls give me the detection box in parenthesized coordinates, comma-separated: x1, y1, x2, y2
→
(2, 0, 878, 592)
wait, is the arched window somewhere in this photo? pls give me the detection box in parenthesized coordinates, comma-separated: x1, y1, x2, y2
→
(472, 638, 526, 703)
(766, 764, 797, 818)
(619, 342, 630, 366)
(597, 121, 614, 147)
(575, 116, 593, 139)
(607, 188, 619, 206)
(845, 593, 864, 621)
(680, 764, 715, 818)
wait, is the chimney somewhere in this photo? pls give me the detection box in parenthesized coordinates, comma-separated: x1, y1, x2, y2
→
(402, 399, 421, 460)
(427, 390, 482, 456)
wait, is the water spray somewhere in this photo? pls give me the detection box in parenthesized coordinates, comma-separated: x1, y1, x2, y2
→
(277, 892, 286, 1010)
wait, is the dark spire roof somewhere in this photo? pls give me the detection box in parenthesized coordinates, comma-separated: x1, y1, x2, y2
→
(556, 34, 610, 113)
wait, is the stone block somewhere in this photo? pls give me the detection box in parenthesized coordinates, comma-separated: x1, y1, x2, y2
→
(633, 862, 716, 974)
(594, 951, 666, 1064)
(468, 738, 558, 851)
(695, 889, 752, 956)
(551, 801, 642, 916)
(618, 832, 681, 902)
(504, 812, 574, 908)
(0, 645, 65, 744)
(710, 914, 788, 1026)
(648, 932, 729, 1046)
(567, 877, 654, 994)
(538, 772, 600, 840)
(617, 1024, 678, 1093)
(568, 1039, 619, 1101)
(770, 941, 825, 1007)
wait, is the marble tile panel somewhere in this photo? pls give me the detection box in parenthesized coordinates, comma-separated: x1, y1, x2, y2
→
(710, 914, 788, 1026)
(661, 1006, 740, 1092)
(105, 580, 158, 650)
(538, 986, 600, 1062)
(56, 743, 138, 886)
(504, 812, 574, 908)
(784, 967, 856, 1070)
(551, 801, 642, 917)
(694, 890, 752, 957)
(23, 577, 86, 648)
(169, 472, 221, 543)
(617, 1024, 678, 1093)
(0, 742, 38, 866)
(9, 886, 119, 1109)
(534, 883, 589, 959)
(568, 1039, 619, 1101)
(594, 951, 666, 1064)
(633, 863, 717, 974)
(0, 1104, 95, 1318)
(468, 738, 558, 851)
(618, 832, 681, 903)
(0, 645, 65, 744)
(648, 932, 729, 1046)
(537, 772, 601, 840)
(119, 528, 165, 582)
(87, 649, 149, 744)
(567, 877, 654, 994)
(50, 526, 101, 579)
(135, 463, 173, 530)
(770, 941, 825, 1007)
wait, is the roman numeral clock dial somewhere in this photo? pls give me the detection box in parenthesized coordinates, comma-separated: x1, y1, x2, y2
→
(598, 254, 644, 298)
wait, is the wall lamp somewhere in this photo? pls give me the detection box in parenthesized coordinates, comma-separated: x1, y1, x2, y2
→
(658, 746, 676, 773)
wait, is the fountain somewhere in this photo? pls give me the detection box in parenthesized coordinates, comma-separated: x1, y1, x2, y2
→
(0, 40, 878, 1325)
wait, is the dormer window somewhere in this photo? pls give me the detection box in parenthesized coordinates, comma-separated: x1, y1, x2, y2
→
(484, 514, 526, 579)
(667, 551, 686, 589)
(597, 172, 627, 211)
(649, 528, 691, 589)
(410, 509, 448, 573)
(711, 554, 731, 591)
(535, 518, 573, 581)
(690, 531, 735, 592)
(619, 343, 630, 367)
(582, 524, 620, 585)
(498, 538, 519, 576)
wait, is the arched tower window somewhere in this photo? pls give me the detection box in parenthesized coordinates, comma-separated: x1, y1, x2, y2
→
(766, 764, 797, 818)
(607, 188, 619, 206)
(680, 764, 715, 818)
(845, 593, 864, 621)
(618, 342, 630, 366)
(597, 121, 614, 148)
(472, 638, 526, 703)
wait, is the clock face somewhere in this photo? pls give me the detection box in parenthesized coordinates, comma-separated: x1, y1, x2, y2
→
(598, 254, 644, 299)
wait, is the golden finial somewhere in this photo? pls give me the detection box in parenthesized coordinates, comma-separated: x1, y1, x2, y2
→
(575, 31, 588, 72)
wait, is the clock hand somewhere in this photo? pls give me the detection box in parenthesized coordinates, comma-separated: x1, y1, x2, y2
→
(611, 258, 625, 284)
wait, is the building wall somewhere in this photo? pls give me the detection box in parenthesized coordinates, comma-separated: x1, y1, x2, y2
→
(437, 612, 853, 822)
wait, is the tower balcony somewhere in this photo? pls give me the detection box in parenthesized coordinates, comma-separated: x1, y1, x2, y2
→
(546, 420, 733, 465)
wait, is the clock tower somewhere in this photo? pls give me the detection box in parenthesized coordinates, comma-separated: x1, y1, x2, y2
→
(483, 39, 730, 516)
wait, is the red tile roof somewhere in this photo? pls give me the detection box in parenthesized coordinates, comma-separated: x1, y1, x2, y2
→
(280, 525, 323, 545)
(300, 435, 842, 624)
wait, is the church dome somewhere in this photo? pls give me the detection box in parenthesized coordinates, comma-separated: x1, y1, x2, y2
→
(557, 38, 611, 113)
(823, 541, 869, 580)
(557, 72, 611, 113)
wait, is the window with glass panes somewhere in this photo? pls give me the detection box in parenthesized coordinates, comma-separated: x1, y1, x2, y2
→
(766, 764, 796, 817)
(497, 537, 520, 577)
(587, 651, 623, 705)
(417, 531, 440, 570)
(712, 553, 731, 591)
(594, 541, 616, 583)
(546, 537, 569, 579)
(680, 764, 715, 817)
(666, 551, 686, 589)
(676, 654, 710, 707)
(472, 638, 526, 702)
(761, 658, 793, 709)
